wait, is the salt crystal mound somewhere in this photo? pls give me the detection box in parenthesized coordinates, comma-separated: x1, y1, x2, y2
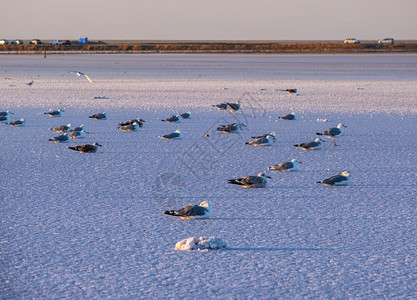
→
(175, 236, 227, 251)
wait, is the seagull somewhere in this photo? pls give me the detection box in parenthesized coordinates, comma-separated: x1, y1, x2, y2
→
(69, 130, 88, 139)
(159, 130, 182, 140)
(317, 171, 351, 186)
(0, 115, 11, 123)
(277, 112, 297, 120)
(0, 111, 14, 117)
(7, 118, 25, 127)
(279, 88, 297, 94)
(217, 123, 246, 133)
(50, 123, 71, 133)
(68, 143, 102, 153)
(316, 123, 347, 146)
(48, 132, 69, 143)
(44, 109, 64, 117)
(163, 201, 212, 219)
(118, 122, 139, 132)
(245, 134, 276, 146)
(251, 132, 276, 140)
(294, 138, 324, 150)
(161, 115, 182, 123)
(26, 80, 34, 86)
(65, 71, 93, 84)
(226, 101, 240, 114)
(227, 173, 271, 188)
(212, 102, 228, 110)
(68, 124, 86, 132)
(269, 159, 302, 172)
(180, 112, 192, 119)
(89, 112, 107, 120)
(119, 118, 145, 127)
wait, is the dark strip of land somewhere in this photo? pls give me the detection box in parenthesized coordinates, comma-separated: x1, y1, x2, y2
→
(2, 41, 417, 54)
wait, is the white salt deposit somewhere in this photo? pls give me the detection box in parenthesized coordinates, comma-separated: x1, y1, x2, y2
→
(175, 236, 227, 251)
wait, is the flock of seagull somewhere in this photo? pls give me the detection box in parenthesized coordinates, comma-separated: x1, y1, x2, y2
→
(1, 85, 351, 221)
(163, 98, 350, 220)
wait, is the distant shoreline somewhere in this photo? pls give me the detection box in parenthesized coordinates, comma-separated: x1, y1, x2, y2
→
(2, 40, 417, 54)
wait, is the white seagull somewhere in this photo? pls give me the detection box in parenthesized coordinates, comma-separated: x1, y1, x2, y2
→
(159, 130, 182, 140)
(294, 138, 324, 150)
(163, 201, 212, 219)
(316, 123, 347, 146)
(227, 173, 271, 188)
(65, 71, 93, 84)
(269, 159, 302, 172)
(317, 171, 351, 186)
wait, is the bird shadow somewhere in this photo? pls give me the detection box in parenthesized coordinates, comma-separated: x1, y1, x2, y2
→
(224, 247, 342, 252)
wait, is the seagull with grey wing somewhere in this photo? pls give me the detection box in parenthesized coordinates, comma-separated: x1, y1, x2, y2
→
(294, 138, 324, 150)
(119, 118, 145, 128)
(317, 171, 351, 186)
(50, 123, 71, 133)
(159, 130, 182, 140)
(277, 112, 297, 120)
(245, 134, 276, 146)
(163, 201, 212, 219)
(118, 122, 139, 132)
(64, 71, 93, 84)
(269, 159, 302, 172)
(44, 109, 64, 117)
(49, 132, 69, 143)
(7, 118, 25, 127)
(69, 143, 102, 153)
(316, 123, 347, 146)
(89, 112, 107, 120)
(228, 173, 271, 188)
(217, 123, 246, 133)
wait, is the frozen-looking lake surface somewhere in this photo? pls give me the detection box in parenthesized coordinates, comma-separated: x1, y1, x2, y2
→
(1, 54, 417, 298)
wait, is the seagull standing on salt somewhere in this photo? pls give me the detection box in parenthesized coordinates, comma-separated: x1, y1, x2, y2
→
(316, 123, 347, 146)
(163, 201, 212, 219)
(317, 171, 351, 186)
(227, 173, 271, 188)
(269, 159, 302, 172)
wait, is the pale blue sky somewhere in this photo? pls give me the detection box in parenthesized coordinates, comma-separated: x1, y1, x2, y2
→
(2, 0, 416, 40)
